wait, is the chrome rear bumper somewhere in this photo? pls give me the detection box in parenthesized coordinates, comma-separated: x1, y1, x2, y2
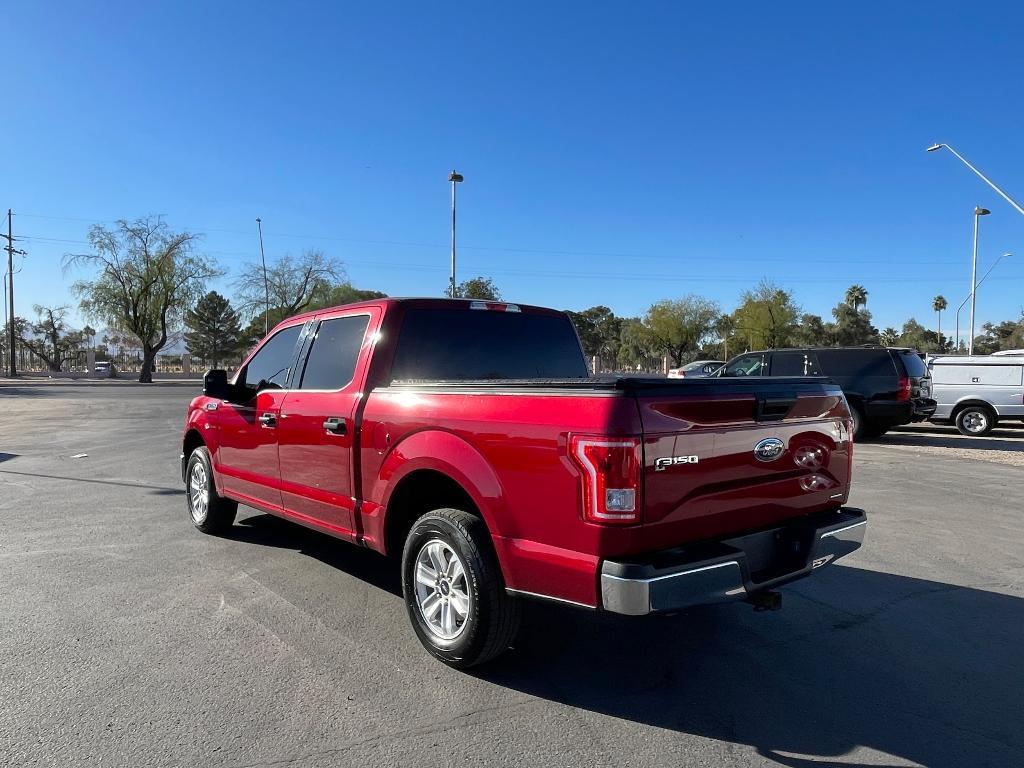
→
(600, 507, 866, 616)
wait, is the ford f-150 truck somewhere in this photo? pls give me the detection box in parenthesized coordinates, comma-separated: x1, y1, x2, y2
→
(182, 298, 866, 667)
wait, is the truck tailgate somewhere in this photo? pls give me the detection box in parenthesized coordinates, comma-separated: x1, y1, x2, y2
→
(634, 378, 852, 549)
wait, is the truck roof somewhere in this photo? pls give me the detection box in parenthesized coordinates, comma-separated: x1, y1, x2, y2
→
(929, 355, 1024, 366)
(280, 297, 565, 327)
(731, 346, 918, 355)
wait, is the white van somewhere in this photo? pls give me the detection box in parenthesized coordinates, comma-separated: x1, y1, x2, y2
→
(928, 355, 1024, 435)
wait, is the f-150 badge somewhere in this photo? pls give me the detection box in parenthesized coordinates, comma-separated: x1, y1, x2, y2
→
(654, 455, 699, 471)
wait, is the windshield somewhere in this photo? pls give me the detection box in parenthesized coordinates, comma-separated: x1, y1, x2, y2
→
(720, 354, 766, 377)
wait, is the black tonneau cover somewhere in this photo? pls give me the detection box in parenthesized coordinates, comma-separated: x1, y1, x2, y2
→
(386, 376, 835, 395)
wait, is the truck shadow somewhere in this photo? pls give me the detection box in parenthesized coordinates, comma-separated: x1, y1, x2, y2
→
(232, 512, 402, 597)
(221, 513, 1024, 766)
(481, 566, 1024, 768)
(878, 432, 1023, 452)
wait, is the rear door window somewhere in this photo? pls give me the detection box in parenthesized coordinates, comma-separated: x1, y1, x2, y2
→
(816, 349, 896, 378)
(298, 315, 371, 390)
(770, 351, 820, 376)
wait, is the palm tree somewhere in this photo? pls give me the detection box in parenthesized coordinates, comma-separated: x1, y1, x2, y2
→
(714, 314, 736, 360)
(932, 295, 948, 352)
(844, 284, 868, 312)
(880, 327, 899, 346)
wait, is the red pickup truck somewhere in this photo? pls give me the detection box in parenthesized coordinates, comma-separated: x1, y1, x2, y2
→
(182, 298, 866, 667)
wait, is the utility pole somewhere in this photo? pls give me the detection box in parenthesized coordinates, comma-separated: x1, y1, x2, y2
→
(3, 209, 26, 377)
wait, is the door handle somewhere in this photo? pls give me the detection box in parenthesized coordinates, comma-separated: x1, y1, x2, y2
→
(323, 417, 347, 435)
(258, 413, 277, 428)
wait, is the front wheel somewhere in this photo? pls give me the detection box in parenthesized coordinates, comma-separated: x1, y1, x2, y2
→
(401, 509, 520, 668)
(186, 446, 237, 534)
(955, 406, 996, 437)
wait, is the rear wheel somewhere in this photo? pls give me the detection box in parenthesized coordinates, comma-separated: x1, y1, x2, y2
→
(955, 405, 996, 437)
(401, 508, 520, 668)
(186, 446, 237, 534)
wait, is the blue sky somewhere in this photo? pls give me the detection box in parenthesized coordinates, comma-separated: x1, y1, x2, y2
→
(4, 2, 1024, 340)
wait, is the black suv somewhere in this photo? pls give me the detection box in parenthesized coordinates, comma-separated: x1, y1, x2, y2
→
(718, 346, 936, 439)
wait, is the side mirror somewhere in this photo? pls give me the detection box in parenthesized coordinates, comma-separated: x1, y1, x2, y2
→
(203, 369, 231, 400)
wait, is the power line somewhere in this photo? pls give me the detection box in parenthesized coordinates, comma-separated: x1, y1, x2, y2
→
(15, 212, 985, 267)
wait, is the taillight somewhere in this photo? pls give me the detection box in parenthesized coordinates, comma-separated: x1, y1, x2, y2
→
(569, 435, 642, 524)
(897, 376, 912, 401)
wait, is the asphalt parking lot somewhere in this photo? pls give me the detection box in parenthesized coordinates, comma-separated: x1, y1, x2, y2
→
(2, 382, 1022, 768)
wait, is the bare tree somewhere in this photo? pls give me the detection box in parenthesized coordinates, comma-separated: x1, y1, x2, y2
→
(16, 306, 86, 372)
(65, 216, 221, 383)
(234, 249, 345, 323)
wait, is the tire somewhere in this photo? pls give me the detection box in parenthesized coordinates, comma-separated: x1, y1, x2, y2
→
(955, 405, 996, 437)
(401, 508, 520, 668)
(849, 405, 868, 441)
(185, 446, 237, 534)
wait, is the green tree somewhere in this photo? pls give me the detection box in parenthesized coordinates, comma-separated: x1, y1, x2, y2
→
(879, 327, 899, 346)
(932, 295, 948, 352)
(66, 217, 220, 383)
(317, 283, 387, 308)
(792, 313, 830, 347)
(82, 325, 96, 349)
(454, 276, 501, 300)
(184, 291, 243, 368)
(235, 249, 345, 324)
(830, 302, 879, 346)
(973, 317, 1024, 354)
(732, 280, 800, 349)
(566, 306, 623, 366)
(844, 284, 868, 311)
(713, 314, 736, 360)
(897, 318, 940, 352)
(618, 317, 660, 371)
(16, 306, 87, 372)
(643, 296, 720, 367)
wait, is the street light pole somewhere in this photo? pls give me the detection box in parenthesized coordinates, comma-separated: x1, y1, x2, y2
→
(954, 251, 1009, 353)
(969, 207, 990, 355)
(954, 293, 970, 353)
(256, 217, 270, 337)
(928, 143, 1024, 217)
(448, 170, 463, 298)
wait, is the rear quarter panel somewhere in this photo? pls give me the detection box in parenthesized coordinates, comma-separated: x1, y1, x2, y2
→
(359, 389, 641, 605)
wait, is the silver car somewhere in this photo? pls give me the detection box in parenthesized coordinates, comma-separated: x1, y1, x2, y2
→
(667, 360, 724, 378)
(928, 355, 1024, 435)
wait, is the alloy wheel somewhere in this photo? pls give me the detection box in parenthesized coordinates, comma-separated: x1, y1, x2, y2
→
(413, 539, 471, 640)
(189, 461, 209, 523)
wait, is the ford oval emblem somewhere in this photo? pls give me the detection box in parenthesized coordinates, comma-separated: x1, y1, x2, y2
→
(754, 437, 785, 462)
